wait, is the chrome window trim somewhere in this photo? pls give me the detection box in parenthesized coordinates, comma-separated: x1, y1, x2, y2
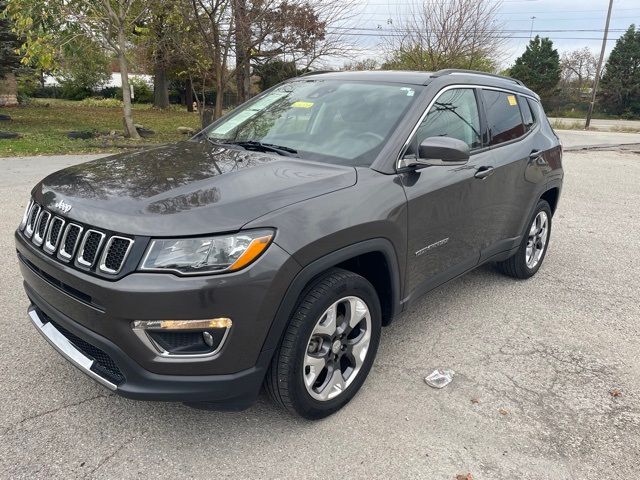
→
(24, 204, 41, 238)
(98, 236, 134, 274)
(44, 216, 66, 254)
(76, 229, 106, 268)
(57, 223, 84, 262)
(19, 199, 33, 231)
(132, 325, 232, 360)
(396, 83, 539, 169)
(32, 210, 51, 247)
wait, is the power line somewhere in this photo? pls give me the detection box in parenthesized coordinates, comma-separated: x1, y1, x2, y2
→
(355, 12, 637, 20)
(324, 31, 622, 40)
(325, 26, 629, 33)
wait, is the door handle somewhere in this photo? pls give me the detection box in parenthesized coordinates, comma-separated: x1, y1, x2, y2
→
(474, 166, 494, 179)
(529, 150, 542, 160)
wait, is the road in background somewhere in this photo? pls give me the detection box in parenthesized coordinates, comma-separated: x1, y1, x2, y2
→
(1, 134, 639, 479)
(550, 117, 640, 132)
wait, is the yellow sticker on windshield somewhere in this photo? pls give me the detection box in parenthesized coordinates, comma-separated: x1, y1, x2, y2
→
(291, 101, 314, 108)
(507, 95, 518, 106)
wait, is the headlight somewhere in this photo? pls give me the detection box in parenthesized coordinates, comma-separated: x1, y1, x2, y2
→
(140, 230, 274, 275)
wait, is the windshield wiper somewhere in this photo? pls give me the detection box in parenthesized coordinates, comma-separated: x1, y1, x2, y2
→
(222, 140, 299, 157)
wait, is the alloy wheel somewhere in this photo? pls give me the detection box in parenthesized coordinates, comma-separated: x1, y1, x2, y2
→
(526, 211, 549, 269)
(303, 296, 372, 401)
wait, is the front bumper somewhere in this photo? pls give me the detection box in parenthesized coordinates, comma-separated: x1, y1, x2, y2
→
(27, 303, 270, 408)
(16, 229, 301, 406)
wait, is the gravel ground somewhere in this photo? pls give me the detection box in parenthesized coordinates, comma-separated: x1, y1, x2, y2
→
(1, 141, 639, 479)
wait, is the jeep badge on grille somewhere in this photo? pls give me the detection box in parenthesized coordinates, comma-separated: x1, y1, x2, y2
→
(53, 199, 72, 214)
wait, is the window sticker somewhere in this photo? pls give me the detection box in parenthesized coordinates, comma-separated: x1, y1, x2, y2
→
(291, 101, 314, 108)
(400, 87, 415, 97)
(507, 95, 518, 106)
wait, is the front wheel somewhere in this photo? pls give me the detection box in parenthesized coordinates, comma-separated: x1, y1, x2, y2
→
(265, 268, 381, 419)
(496, 199, 552, 279)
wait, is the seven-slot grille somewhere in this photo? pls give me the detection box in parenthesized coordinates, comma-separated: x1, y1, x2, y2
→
(21, 201, 134, 275)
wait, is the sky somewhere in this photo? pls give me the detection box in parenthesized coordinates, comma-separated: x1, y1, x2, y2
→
(334, 0, 639, 68)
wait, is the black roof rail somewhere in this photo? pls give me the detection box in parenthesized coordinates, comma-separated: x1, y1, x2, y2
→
(431, 69, 524, 86)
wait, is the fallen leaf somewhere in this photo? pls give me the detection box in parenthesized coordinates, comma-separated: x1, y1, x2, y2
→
(470, 398, 480, 404)
(610, 388, 623, 398)
(498, 408, 509, 415)
(455, 474, 473, 480)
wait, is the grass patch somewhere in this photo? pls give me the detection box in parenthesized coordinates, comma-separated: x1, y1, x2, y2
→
(0, 99, 201, 157)
(550, 119, 588, 131)
(609, 125, 640, 134)
(550, 118, 640, 133)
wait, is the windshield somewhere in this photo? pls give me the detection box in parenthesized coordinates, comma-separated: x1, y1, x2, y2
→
(203, 80, 423, 166)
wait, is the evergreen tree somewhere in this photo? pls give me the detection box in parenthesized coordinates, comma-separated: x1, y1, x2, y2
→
(510, 36, 561, 102)
(0, 0, 21, 79)
(599, 25, 640, 117)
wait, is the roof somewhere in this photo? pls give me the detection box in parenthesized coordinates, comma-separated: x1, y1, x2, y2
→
(297, 70, 434, 85)
(294, 69, 537, 98)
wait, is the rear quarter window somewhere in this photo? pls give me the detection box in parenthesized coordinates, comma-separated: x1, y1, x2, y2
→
(519, 96, 536, 131)
(482, 90, 525, 146)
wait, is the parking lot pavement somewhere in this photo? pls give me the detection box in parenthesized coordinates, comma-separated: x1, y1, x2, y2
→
(1, 143, 639, 479)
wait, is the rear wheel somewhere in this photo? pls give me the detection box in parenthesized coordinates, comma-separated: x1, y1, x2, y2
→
(496, 199, 552, 279)
(265, 268, 381, 419)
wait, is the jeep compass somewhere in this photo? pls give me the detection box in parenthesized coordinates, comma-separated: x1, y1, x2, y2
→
(15, 69, 563, 419)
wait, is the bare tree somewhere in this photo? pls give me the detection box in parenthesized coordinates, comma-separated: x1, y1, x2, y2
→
(343, 58, 380, 71)
(190, 0, 235, 119)
(560, 47, 598, 92)
(383, 0, 506, 72)
(233, 0, 358, 101)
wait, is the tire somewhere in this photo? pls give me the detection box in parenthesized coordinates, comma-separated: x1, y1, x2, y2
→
(265, 268, 382, 419)
(496, 199, 552, 279)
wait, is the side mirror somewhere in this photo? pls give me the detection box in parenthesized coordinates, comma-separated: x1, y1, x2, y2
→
(404, 137, 470, 168)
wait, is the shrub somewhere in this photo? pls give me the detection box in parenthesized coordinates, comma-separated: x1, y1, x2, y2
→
(98, 86, 120, 99)
(79, 97, 123, 108)
(106, 77, 153, 103)
(130, 77, 153, 103)
(58, 80, 92, 100)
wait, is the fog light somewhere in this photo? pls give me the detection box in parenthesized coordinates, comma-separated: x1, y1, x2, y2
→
(132, 318, 232, 357)
(133, 318, 232, 331)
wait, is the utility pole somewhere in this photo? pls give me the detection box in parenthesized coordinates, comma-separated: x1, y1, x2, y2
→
(585, 0, 614, 129)
(529, 16, 536, 40)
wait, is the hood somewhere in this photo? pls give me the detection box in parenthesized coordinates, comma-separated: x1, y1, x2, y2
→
(32, 141, 357, 236)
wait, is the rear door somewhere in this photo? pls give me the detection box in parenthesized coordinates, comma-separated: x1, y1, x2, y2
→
(477, 89, 540, 260)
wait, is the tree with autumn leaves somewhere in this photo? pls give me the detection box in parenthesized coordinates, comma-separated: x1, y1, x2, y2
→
(5, 0, 349, 136)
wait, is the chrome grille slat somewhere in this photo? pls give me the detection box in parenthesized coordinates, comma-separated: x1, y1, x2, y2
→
(99, 236, 134, 274)
(76, 230, 106, 268)
(32, 210, 51, 246)
(44, 216, 65, 254)
(19, 200, 33, 231)
(57, 223, 84, 262)
(24, 204, 41, 238)
(21, 201, 134, 276)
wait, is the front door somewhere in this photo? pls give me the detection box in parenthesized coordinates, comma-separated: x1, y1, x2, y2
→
(400, 87, 498, 301)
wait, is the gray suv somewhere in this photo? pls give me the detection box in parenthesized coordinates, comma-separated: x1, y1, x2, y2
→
(15, 69, 563, 419)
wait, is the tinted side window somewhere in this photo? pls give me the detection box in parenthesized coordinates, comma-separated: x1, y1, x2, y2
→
(519, 95, 535, 131)
(482, 90, 525, 146)
(414, 88, 482, 150)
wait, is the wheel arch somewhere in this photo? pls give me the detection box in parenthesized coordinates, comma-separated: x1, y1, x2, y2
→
(541, 185, 561, 215)
(260, 238, 402, 354)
